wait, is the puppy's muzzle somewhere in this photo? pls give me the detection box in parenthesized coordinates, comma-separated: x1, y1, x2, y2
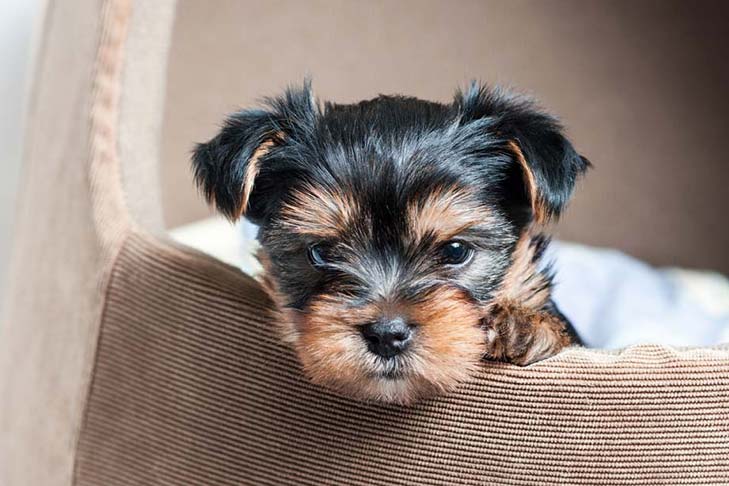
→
(360, 317, 414, 358)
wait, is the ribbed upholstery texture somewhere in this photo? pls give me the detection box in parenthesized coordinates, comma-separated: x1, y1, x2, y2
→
(74, 233, 729, 485)
(2, 0, 728, 484)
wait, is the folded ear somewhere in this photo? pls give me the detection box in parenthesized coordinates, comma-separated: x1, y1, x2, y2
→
(191, 82, 317, 224)
(455, 83, 590, 224)
(192, 110, 282, 222)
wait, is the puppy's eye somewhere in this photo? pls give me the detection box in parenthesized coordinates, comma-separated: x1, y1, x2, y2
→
(307, 243, 333, 267)
(439, 240, 473, 265)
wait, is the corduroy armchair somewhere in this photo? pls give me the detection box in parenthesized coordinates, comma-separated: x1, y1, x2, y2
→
(1, 1, 728, 485)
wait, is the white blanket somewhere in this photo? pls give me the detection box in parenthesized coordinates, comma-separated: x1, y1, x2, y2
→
(549, 242, 729, 348)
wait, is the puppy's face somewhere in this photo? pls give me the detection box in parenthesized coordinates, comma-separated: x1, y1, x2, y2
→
(193, 83, 588, 403)
(260, 174, 514, 404)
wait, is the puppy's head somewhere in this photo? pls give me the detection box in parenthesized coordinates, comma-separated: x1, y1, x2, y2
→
(192, 82, 588, 404)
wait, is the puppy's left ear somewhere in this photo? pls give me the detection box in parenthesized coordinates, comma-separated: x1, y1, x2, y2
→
(456, 84, 590, 224)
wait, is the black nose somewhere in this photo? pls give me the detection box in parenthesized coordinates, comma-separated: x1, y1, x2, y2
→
(360, 318, 413, 358)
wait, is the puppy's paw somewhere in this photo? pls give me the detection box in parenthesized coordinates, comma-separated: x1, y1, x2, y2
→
(483, 302, 572, 365)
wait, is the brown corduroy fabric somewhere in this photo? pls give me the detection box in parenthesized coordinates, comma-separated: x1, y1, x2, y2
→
(74, 233, 729, 485)
(2, 0, 729, 485)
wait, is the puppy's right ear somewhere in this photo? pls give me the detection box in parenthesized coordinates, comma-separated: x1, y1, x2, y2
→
(192, 82, 318, 224)
(192, 110, 283, 223)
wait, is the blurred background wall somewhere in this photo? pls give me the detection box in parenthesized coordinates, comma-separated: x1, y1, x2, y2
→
(0, 0, 44, 302)
(161, 0, 729, 274)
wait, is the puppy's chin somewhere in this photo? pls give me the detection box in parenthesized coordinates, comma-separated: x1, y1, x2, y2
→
(296, 349, 481, 405)
(272, 287, 486, 405)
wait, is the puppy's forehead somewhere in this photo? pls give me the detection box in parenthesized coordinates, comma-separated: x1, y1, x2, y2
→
(279, 178, 491, 243)
(407, 187, 495, 242)
(279, 183, 361, 238)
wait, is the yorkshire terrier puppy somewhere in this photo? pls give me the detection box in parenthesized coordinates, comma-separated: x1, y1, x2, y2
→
(192, 82, 589, 404)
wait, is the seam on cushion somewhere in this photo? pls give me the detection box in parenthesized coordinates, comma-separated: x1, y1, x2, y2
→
(88, 0, 134, 252)
(70, 0, 134, 483)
